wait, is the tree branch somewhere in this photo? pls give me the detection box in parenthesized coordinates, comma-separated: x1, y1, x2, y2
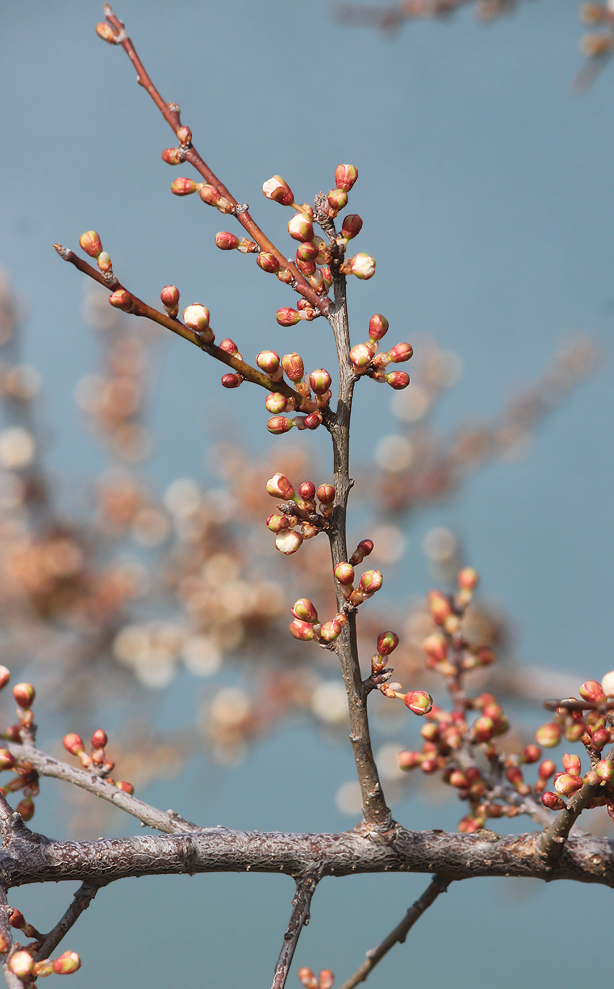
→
(0, 886, 20, 989)
(271, 878, 317, 989)
(32, 882, 105, 964)
(337, 875, 449, 989)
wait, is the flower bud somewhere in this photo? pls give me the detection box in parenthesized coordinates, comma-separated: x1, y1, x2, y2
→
(319, 970, 334, 989)
(176, 126, 192, 145)
(289, 619, 315, 641)
(13, 683, 34, 709)
(539, 759, 556, 779)
(335, 164, 358, 192)
(91, 729, 108, 750)
(541, 791, 565, 810)
(344, 253, 376, 280)
(427, 591, 452, 625)
(472, 716, 495, 742)
(368, 314, 389, 342)
(183, 304, 210, 331)
(282, 353, 304, 381)
(266, 474, 295, 499)
(377, 630, 399, 656)
(116, 780, 134, 794)
(199, 185, 232, 212)
(398, 750, 422, 770)
(298, 481, 316, 501)
(9, 951, 34, 978)
(385, 371, 410, 390)
(320, 619, 343, 643)
(591, 727, 610, 749)
(334, 562, 355, 585)
(256, 352, 280, 375)
(562, 753, 582, 775)
(341, 214, 363, 241)
(276, 308, 301, 327)
(97, 251, 112, 273)
(303, 412, 322, 430)
(160, 285, 180, 311)
(349, 344, 372, 371)
(388, 342, 413, 364)
(292, 599, 319, 623)
(554, 773, 583, 796)
(266, 514, 290, 533)
(17, 797, 34, 820)
(52, 952, 81, 975)
(0, 749, 15, 771)
(422, 633, 448, 662)
(161, 147, 183, 165)
(350, 539, 374, 566)
(215, 231, 240, 250)
(298, 968, 318, 989)
(565, 722, 585, 743)
(257, 252, 281, 273)
(317, 484, 335, 505)
(96, 21, 118, 43)
(535, 723, 561, 748)
(321, 266, 333, 289)
(404, 690, 433, 716)
(266, 393, 287, 414)
(221, 373, 242, 388)
(596, 759, 614, 780)
(171, 177, 198, 196)
(79, 230, 103, 258)
(109, 289, 135, 313)
(579, 680, 606, 703)
(521, 743, 541, 764)
(309, 369, 332, 394)
(359, 569, 383, 594)
(0, 667, 10, 690)
(296, 242, 319, 264)
(601, 670, 614, 696)
(328, 188, 348, 212)
(32, 960, 54, 977)
(276, 530, 303, 554)
(267, 416, 294, 434)
(288, 213, 314, 243)
(263, 176, 294, 206)
(63, 733, 84, 756)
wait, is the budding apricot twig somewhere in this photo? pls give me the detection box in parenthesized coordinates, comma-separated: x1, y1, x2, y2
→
(271, 878, 317, 989)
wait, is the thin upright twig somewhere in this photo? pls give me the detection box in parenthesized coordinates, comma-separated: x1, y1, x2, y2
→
(33, 883, 106, 964)
(0, 886, 20, 989)
(271, 878, 317, 989)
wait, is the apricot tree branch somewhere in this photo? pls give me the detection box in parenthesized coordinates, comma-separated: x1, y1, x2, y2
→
(32, 883, 105, 964)
(271, 878, 317, 989)
(0, 886, 20, 989)
(337, 875, 449, 989)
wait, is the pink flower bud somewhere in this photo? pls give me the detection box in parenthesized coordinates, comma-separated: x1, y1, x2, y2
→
(161, 285, 180, 310)
(472, 716, 495, 742)
(377, 630, 399, 656)
(257, 351, 281, 374)
(171, 177, 198, 196)
(221, 373, 242, 388)
(539, 759, 556, 779)
(541, 791, 565, 810)
(554, 773, 583, 796)
(579, 680, 606, 703)
(266, 393, 288, 414)
(398, 750, 422, 770)
(521, 743, 541, 764)
(289, 619, 315, 641)
(358, 569, 383, 594)
(282, 353, 304, 381)
(334, 563, 355, 585)
(17, 797, 34, 820)
(176, 126, 192, 145)
(13, 683, 35, 709)
(457, 567, 478, 591)
(328, 189, 348, 212)
(91, 729, 107, 750)
(335, 164, 358, 192)
(97, 251, 112, 273)
(388, 343, 413, 364)
(303, 412, 322, 430)
(291, 599, 319, 623)
(368, 314, 389, 341)
(316, 484, 335, 506)
(276, 530, 303, 554)
(342, 253, 376, 280)
(9, 909, 26, 930)
(109, 289, 135, 313)
(427, 591, 452, 625)
(349, 344, 372, 371)
(0, 749, 15, 771)
(321, 266, 333, 289)
(350, 539, 373, 566)
(535, 723, 561, 748)
(9, 951, 34, 978)
(267, 416, 294, 434)
(341, 214, 363, 241)
(295, 482, 314, 503)
(562, 753, 582, 775)
(320, 619, 343, 643)
(296, 242, 319, 263)
(591, 727, 610, 749)
(183, 304, 214, 342)
(266, 474, 295, 499)
(52, 952, 81, 975)
(96, 21, 118, 43)
(0, 667, 10, 690)
(288, 213, 314, 243)
(215, 231, 240, 250)
(596, 759, 614, 780)
(218, 339, 239, 357)
(404, 690, 433, 716)
(319, 970, 334, 989)
(79, 230, 103, 258)
(422, 634, 448, 663)
(266, 514, 290, 533)
(257, 252, 281, 274)
(263, 175, 294, 206)
(161, 147, 183, 165)
(199, 185, 232, 212)
(276, 308, 301, 327)
(385, 371, 410, 390)
(308, 369, 332, 394)
(298, 968, 318, 989)
(63, 733, 84, 756)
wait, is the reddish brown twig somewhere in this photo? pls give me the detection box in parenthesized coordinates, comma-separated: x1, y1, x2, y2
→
(33, 883, 105, 964)
(271, 879, 317, 989)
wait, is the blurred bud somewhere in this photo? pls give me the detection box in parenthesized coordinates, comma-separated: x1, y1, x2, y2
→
(350, 539, 373, 566)
(9, 951, 34, 977)
(160, 285, 180, 311)
(0, 750, 15, 771)
(358, 570, 383, 594)
(535, 723, 562, 748)
(316, 484, 335, 505)
(288, 213, 315, 243)
(565, 722, 585, 743)
(267, 416, 294, 434)
(368, 314, 389, 341)
(79, 230, 103, 258)
(449, 769, 469, 788)
(427, 591, 452, 626)
(472, 716, 495, 742)
(215, 231, 240, 250)
(377, 630, 399, 656)
(97, 251, 112, 273)
(319, 970, 334, 989)
(266, 393, 288, 414)
(539, 760, 556, 780)
(328, 189, 348, 212)
(263, 175, 294, 206)
(404, 690, 433, 716)
(334, 562, 355, 585)
(385, 371, 410, 390)
(276, 530, 303, 554)
(257, 252, 281, 274)
(0, 668, 10, 691)
(341, 214, 363, 242)
(398, 750, 422, 770)
(176, 125, 192, 144)
(17, 797, 34, 820)
(541, 792, 565, 810)
(116, 781, 134, 794)
(33, 960, 54, 977)
(349, 344, 372, 371)
(580, 2, 607, 22)
(282, 353, 305, 381)
(562, 753, 582, 775)
(554, 773, 583, 796)
(171, 177, 198, 196)
(601, 670, 614, 696)
(591, 727, 610, 749)
(521, 744, 541, 764)
(422, 634, 448, 663)
(596, 759, 614, 780)
(579, 680, 606, 703)
(292, 599, 319, 623)
(52, 952, 82, 975)
(342, 253, 376, 280)
(298, 968, 319, 989)
(63, 733, 85, 756)
(91, 729, 108, 750)
(267, 474, 295, 499)
(221, 373, 242, 389)
(335, 164, 358, 192)
(109, 289, 135, 313)
(13, 683, 34, 709)
(309, 369, 332, 394)
(161, 148, 183, 165)
(96, 21, 118, 43)
(580, 32, 614, 57)
(457, 567, 479, 591)
(276, 308, 302, 327)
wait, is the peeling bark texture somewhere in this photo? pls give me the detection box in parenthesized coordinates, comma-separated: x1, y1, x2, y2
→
(1, 825, 612, 890)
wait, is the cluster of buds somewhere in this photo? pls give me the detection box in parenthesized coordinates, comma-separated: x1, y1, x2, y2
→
(0, 671, 39, 820)
(333, 549, 383, 609)
(78, 230, 115, 283)
(265, 474, 333, 554)
(160, 125, 193, 165)
(260, 352, 331, 433)
(289, 597, 347, 645)
(349, 315, 412, 390)
(297, 967, 334, 989)
(215, 231, 258, 254)
(7, 946, 81, 979)
(218, 338, 244, 389)
(579, 3, 614, 58)
(370, 630, 434, 715)
(63, 729, 133, 794)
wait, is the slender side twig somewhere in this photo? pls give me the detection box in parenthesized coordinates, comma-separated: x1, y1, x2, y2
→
(325, 270, 391, 832)
(543, 698, 614, 713)
(102, 4, 330, 316)
(337, 875, 450, 989)
(33, 883, 105, 964)
(53, 246, 307, 405)
(0, 886, 20, 989)
(271, 878, 317, 989)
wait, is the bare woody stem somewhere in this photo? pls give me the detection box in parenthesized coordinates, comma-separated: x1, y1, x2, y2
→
(0, 886, 20, 989)
(103, 5, 330, 316)
(271, 879, 317, 989)
(32, 883, 105, 964)
(325, 272, 391, 831)
(336, 875, 450, 989)
(53, 246, 306, 405)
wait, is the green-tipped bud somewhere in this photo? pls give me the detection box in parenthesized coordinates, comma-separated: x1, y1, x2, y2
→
(267, 416, 294, 434)
(335, 164, 358, 192)
(52, 952, 81, 975)
(266, 393, 288, 414)
(579, 680, 606, 703)
(334, 562, 355, 585)
(535, 723, 561, 748)
(281, 353, 304, 381)
(13, 683, 35, 709)
(291, 599, 319, 623)
(79, 230, 103, 258)
(171, 177, 199, 196)
(404, 690, 433, 716)
(289, 619, 315, 641)
(328, 188, 348, 212)
(109, 289, 135, 313)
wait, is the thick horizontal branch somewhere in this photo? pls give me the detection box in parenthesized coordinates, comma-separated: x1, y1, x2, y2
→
(1, 825, 613, 890)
